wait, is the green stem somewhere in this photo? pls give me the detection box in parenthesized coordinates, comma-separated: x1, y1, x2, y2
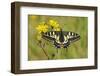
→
(41, 46, 50, 60)
(38, 41, 50, 60)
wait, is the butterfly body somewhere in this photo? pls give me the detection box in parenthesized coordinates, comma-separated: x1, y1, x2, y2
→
(42, 30, 80, 48)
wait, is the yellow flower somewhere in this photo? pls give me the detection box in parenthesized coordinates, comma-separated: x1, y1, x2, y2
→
(36, 23, 48, 33)
(54, 27, 61, 31)
(49, 20, 60, 28)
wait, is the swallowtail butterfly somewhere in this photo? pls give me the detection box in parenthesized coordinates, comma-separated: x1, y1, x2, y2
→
(42, 30, 80, 48)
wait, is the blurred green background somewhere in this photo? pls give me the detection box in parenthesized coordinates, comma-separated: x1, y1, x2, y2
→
(28, 15, 88, 60)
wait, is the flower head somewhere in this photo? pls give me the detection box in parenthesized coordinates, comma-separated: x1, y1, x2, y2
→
(54, 27, 61, 31)
(49, 20, 61, 31)
(36, 23, 48, 34)
(49, 20, 60, 28)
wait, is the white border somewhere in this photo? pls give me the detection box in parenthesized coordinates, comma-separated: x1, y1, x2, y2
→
(20, 6, 95, 70)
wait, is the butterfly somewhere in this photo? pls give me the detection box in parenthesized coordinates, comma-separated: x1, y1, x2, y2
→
(42, 30, 80, 48)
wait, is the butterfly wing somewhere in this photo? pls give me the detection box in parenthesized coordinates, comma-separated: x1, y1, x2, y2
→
(63, 31, 80, 43)
(42, 31, 56, 42)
